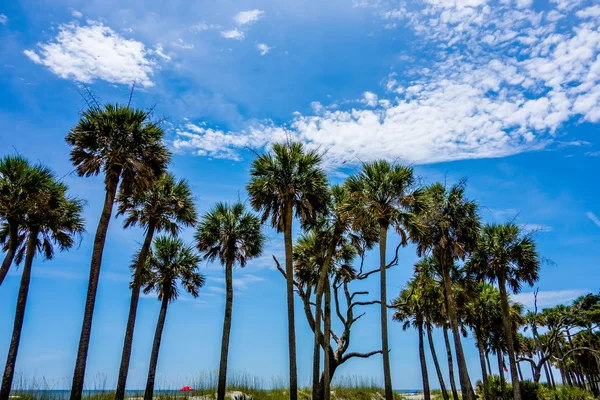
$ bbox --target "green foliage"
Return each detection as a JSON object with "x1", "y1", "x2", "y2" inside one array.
[
  {"x1": 550, "y1": 386, "x2": 595, "y2": 400},
  {"x1": 519, "y1": 380, "x2": 548, "y2": 400},
  {"x1": 476, "y1": 375, "x2": 512, "y2": 400}
]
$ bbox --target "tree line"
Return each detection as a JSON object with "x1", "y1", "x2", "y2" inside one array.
[{"x1": 0, "y1": 102, "x2": 598, "y2": 400}]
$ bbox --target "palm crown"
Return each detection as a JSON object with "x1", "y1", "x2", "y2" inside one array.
[
  {"x1": 469, "y1": 223, "x2": 540, "y2": 294},
  {"x1": 117, "y1": 173, "x2": 197, "y2": 235},
  {"x1": 142, "y1": 236, "x2": 204, "y2": 303},
  {"x1": 246, "y1": 141, "x2": 329, "y2": 231},
  {"x1": 195, "y1": 202, "x2": 265, "y2": 268},
  {"x1": 65, "y1": 104, "x2": 170, "y2": 194},
  {"x1": 416, "y1": 182, "x2": 480, "y2": 263},
  {"x1": 0, "y1": 155, "x2": 56, "y2": 224},
  {"x1": 345, "y1": 160, "x2": 420, "y2": 240}
]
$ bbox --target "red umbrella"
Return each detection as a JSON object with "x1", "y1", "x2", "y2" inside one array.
[{"x1": 179, "y1": 386, "x2": 194, "y2": 392}]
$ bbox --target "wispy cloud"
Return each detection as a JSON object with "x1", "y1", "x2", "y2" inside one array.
[
  {"x1": 519, "y1": 223, "x2": 553, "y2": 233},
  {"x1": 220, "y1": 29, "x2": 245, "y2": 40},
  {"x1": 174, "y1": 0, "x2": 600, "y2": 168},
  {"x1": 24, "y1": 21, "x2": 157, "y2": 87},
  {"x1": 233, "y1": 10, "x2": 264, "y2": 25},
  {"x1": 512, "y1": 289, "x2": 590, "y2": 308},
  {"x1": 209, "y1": 273, "x2": 265, "y2": 291},
  {"x1": 0, "y1": 14, "x2": 7, "y2": 25},
  {"x1": 586, "y1": 212, "x2": 600, "y2": 228},
  {"x1": 257, "y1": 43, "x2": 271, "y2": 56},
  {"x1": 71, "y1": 9, "x2": 82, "y2": 18}
]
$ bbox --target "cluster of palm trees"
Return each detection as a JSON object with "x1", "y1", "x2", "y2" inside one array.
[{"x1": 0, "y1": 101, "x2": 597, "y2": 400}]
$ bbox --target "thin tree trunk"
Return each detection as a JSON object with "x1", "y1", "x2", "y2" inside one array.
[
  {"x1": 312, "y1": 227, "x2": 340, "y2": 400},
  {"x1": 476, "y1": 332, "x2": 489, "y2": 400},
  {"x1": 217, "y1": 258, "x2": 235, "y2": 400},
  {"x1": 284, "y1": 202, "x2": 298, "y2": 400},
  {"x1": 71, "y1": 171, "x2": 120, "y2": 400},
  {"x1": 379, "y1": 224, "x2": 393, "y2": 400},
  {"x1": 441, "y1": 260, "x2": 473, "y2": 400},
  {"x1": 486, "y1": 352, "x2": 493, "y2": 379},
  {"x1": 115, "y1": 224, "x2": 156, "y2": 400},
  {"x1": 443, "y1": 325, "x2": 460, "y2": 400},
  {"x1": 543, "y1": 356, "x2": 552, "y2": 386},
  {"x1": 498, "y1": 275, "x2": 520, "y2": 400},
  {"x1": 547, "y1": 361, "x2": 556, "y2": 389},
  {"x1": 0, "y1": 219, "x2": 18, "y2": 287},
  {"x1": 497, "y1": 350, "x2": 506, "y2": 398},
  {"x1": 427, "y1": 325, "x2": 449, "y2": 400},
  {"x1": 419, "y1": 322, "x2": 431, "y2": 400},
  {"x1": 144, "y1": 295, "x2": 169, "y2": 400},
  {"x1": 0, "y1": 229, "x2": 37, "y2": 400},
  {"x1": 517, "y1": 362, "x2": 524, "y2": 382},
  {"x1": 323, "y1": 278, "x2": 331, "y2": 400}
]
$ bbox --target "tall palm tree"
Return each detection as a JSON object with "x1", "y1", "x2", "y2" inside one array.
[
  {"x1": 114, "y1": 173, "x2": 196, "y2": 400},
  {"x1": 345, "y1": 160, "x2": 419, "y2": 400},
  {"x1": 142, "y1": 236, "x2": 204, "y2": 400},
  {"x1": 246, "y1": 141, "x2": 329, "y2": 400},
  {"x1": 469, "y1": 223, "x2": 540, "y2": 400},
  {"x1": 0, "y1": 178, "x2": 85, "y2": 400},
  {"x1": 414, "y1": 182, "x2": 480, "y2": 400},
  {"x1": 0, "y1": 155, "x2": 56, "y2": 286},
  {"x1": 66, "y1": 103, "x2": 170, "y2": 400},
  {"x1": 195, "y1": 202, "x2": 265, "y2": 400},
  {"x1": 393, "y1": 278, "x2": 431, "y2": 400}
]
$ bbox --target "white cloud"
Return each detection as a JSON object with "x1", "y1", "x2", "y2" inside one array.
[
  {"x1": 221, "y1": 29, "x2": 245, "y2": 40},
  {"x1": 174, "y1": 0, "x2": 600, "y2": 168},
  {"x1": 233, "y1": 9, "x2": 264, "y2": 25},
  {"x1": 71, "y1": 9, "x2": 82, "y2": 18},
  {"x1": 209, "y1": 274, "x2": 265, "y2": 291},
  {"x1": 191, "y1": 21, "x2": 220, "y2": 32},
  {"x1": 24, "y1": 21, "x2": 157, "y2": 87},
  {"x1": 257, "y1": 43, "x2": 271, "y2": 55},
  {"x1": 150, "y1": 44, "x2": 171, "y2": 61},
  {"x1": 171, "y1": 38, "x2": 194, "y2": 49},
  {"x1": 0, "y1": 14, "x2": 7, "y2": 25},
  {"x1": 576, "y1": 6, "x2": 600, "y2": 18},
  {"x1": 586, "y1": 212, "x2": 600, "y2": 228},
  {"x1": 363, "y1": 91, "x2": 378, "y2": 106},
  {"x1": 512, "y1": 289, "x2": 589, "y2": 308},
  {"x1": 518, "y1": 223, "x2": 552, "y2": 233}
]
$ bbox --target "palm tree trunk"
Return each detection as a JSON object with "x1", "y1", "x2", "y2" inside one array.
[
  {"x1": 441, "y1": 261, "x2": 473, "y2": 400},
  {"x1": 0, "y1": 229, "x2": 37, "y2": 400},
  {"x1": 144, "y1": 295, "x2": 169, "y2": 400},
  {"x1": 443, "y1": 325, "x2": 460, "y2": 400},
  {"x1": 498, "y1": 275, "x2": 520, "y2": 400},
  {"x1": 379, "y1": 224, "x2": 393, "y2": 400},
  {"x1": 323, "y1": 278, "x2": 331, "y2": 400},
  {"x1": 497, "y1": 350, "x2": 506, "y2": 398},
  {"x1": 419, "y1": 322, "x2": 431, "y2": 400},
  {"x1": 0, "y1": 219, "x2": 18, "y2": 287},
  {"x1": 115, "y1": 223, "x2": 156, "y2": 400},
  {"x1": 546, "y1": 361, "x2": 556, "y2": 389},
  {"x1": 486, "y1": 352, "x2": 493, "y2": 380},
  {"x1": 427, "y1": 325, "x2": 449, "y2": 400},
  {"x1": 217, "y1": 258, "x2": 234, "y2": 400},
  {"x1": 312, "y1": 227, "x2": 340, "y2": 400},
  {"x1": 284, "y1": 201, "x2": 298, "y2": 400},
  {"x1": 71, "y1": 171, "x2": 120, "y2": 400},
  {"x1": 476, "y1": 331, "x2": 488, "y2": 399},
  {"x1": 517, "y1": 362, "x2": 524, "y2": 382}
]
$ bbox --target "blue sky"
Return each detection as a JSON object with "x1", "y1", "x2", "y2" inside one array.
[{"x1": 0, "y1": 0, "x2": 599, "y2": 391}]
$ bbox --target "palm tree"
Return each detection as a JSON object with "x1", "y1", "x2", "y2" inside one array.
[
  {"x1": 0, "y1": 178, "x2": 85, "y2": 400},
  {"x1": 66, "y1": 103, "x2": 170, "y2": 400},
  {"x1": 246, "y1": 141, "x2": 329, "y2": 400},
  {"x1": 345, "y1": 160, "x2": 419, "y2": 400},
  {"x1": 195, "y1": 202, "x2": 264, "y2": 400},
  {"x1": 0, "y1": 155, "x2": 56, "y2": 286},
  {"x1": 414, "y1": 181, "x2": 480, "y2": 400},
  {"x1": 142, "y1": 236, "x2": 204, "y2": 400},
  {"x1": 114, "y1": 173, "x2": 196, "y2": 400},
  {"x1": 469, "y1": 223, "x2": 540, "y2": 400},
  {"x1": 393, "y1": 278, "x2": 431, "y2": 400}
]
